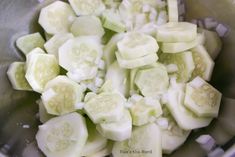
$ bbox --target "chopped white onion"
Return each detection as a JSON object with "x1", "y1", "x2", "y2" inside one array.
[
  {"x1": 190, "y1": 76, "x2": 205, "y2": 88},
  {"x1": 87, "y1": 83, "x2": 98, "y2": 92},
  {"x1": 208, "y1": 147, "x2": 224, "y2": 157},
  {"x1": 216, "y1": 23, "x2": 229, "y2": 37},
  {"x1": 41, "y1": 88, "x2": 57, "y2": 102},
  {"x1": 134, "y1": 14, "x2": 147, "y2": 29},
  {"x1": 196, "y1": 134, "x2": 216, "y2": 152},
  {"x1": 130, "y1": 94, "x2": 143, "y2": 103},
  {"x1": 204, "y1": 17, "x2": 218, "y2": 29},
  {"x1": 166, "y1": 64, "x2": 178, "y2": 73},
  {"x1": 124, "y1": 101, "x2": 133, "y2": 108},
  {"x1": 95, "y1": 77, "x2": 104, "y2": 87},
  {"x1": 156, "y1": 11, "x2": 167, "y2": 25},
  {"x1": 144, "y1": 97, "x2": 158, "y2": 106},
  {"x1": 156, "y1": 117, "x2": 169, "y2": 129},
  {"x1": 142, "y1": 4, "x2": 151, "y2": 13},
  {"x1": 161, "y1": 93, "x2": 168, "y2": 104},
  {"x1": 75, "y1": 102, "x2": 85, "y2": 109},
  {"x1": 98, "y1": 60, "x2": 105, "y2": 70}
]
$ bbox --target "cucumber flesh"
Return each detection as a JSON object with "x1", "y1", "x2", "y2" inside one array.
[
  {"x1": 112, "y1": 123, "x2": 162, "y2": 157},
  {"x1": 16, "y1": 33, "x2": 45, "y2": 55},
  {"x1": 36, "y1": 112, "x2": 88, "y2": 157},
  {"x1": 184, "y1": 76, "x2": 222, "y2": 117},
  {"x1": 96, "y1": 109, "x2": 132, "y2": 141},
  {"x1": 7, "y1": 62, "x2": 32, "y2": 91},
  {"x1": 87, "y1": 141, "x2": 113, "y2": 157},
  {"x1": 167, "y1": 0, "x2": 178, "y2": 22},
  {"x1": 70, "y1": 16, "x2": 105, "y2": 37}
]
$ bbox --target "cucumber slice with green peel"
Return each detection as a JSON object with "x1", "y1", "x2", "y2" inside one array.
[
  {"x1": 161, "y1": 34, "x2": 204, "y2": 53},
  {"x1": 7, "y1": 62, "x2": 32, "y2": 91},
  {"x1": 84, "y1": 92, "x2": 125, "y2": 123},
  {"x1": 112, "y1": 123, "x2": 162, "y2": 157},
  {"x1": 158, "y1": 107, "x2": 191, "y2": 154},
  {"x1": 165, "y1": 81, "x2": 213, "y2": 130},
  {"x1": 44, "y1": 33, "x2": 74, "y2": 59},
  {"x1": 87, "y1": 141, "x2": 113, "y2": 157},
  {"x1": 38, "y1": 1, "x2": 76, "y2": 34},
  {"x1": 103, "y1": 33, "x2": 125, "y2": 67},
  {"x1": 167, "y1": 0, "x2": 178, "y2": 22},
  {"x1": 70, "y1": 16, "x2": 105, "y2": 37},
  {"x1": 36, "y1": 112, "x2": 88, "y2": 157},
  {"x1": 130, "y1": 97, "x2": 162, "y2": 126},
  {"x1": 37, "y1": 99, "x2": 54, "y2": 123},
  {"x1": 59, "y1": 36, "x2": 103, "y2": 82},
  {"x1": 191, "y1": 45, "x2": 215, "y2": 81},
  {"x1": 25, "y1": 53, "x2": 60, "y2": 93},
  {"x1": 117, "y1": 32, "x2": 159, "y2": 59},
  {"x1": 81, "y1": 118, "x2": 108, "y2": 156},
  {"x1": 105, "y1": 61, "x2": 130, "y2": 97},
  {"x1": 41, "y1": 76, "x2": 84, "y2": 115},
  {"x1": 198, "y1": 28, "x2": 222, "y2": 60},
  {"x1": 16, "y1": 33, "x2": 45, "y2": 55},
  {"x1": 116, "y1": 51, "x2": 158, "y2": 69},
  {"x1": 159, "y1": 51, "x2": 195, "y2": 82},
  {"x1": 102, "y1": 10, "x2": 126, "y2": 33},
  {"x1": 96, "y1": 109, "x2": 132, "y2": 141},
  {"x1": 134, "y1": 62, "x2": 169, "y2": 97},
  {"x1": 68, "y1": 0, "x2": 105, "y2": 16},
  {"x1": 156, "y1": 22, "x2": 197, "y2": 42},
  {"x1": 184, "y1": 76, "x2": 222, "y2": 117}
]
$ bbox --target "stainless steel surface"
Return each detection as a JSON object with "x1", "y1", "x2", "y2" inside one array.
[{"x1": 0, "y1": 0, "x2": 234, "y2": 157}]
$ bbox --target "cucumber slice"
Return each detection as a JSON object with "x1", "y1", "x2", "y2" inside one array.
[
  {"x1": 161, "y1": 34, "x2": 203, "y2": 53},
  {"x1": 184, "y1": 76, "x2": 222, "y2": 117},
  {"x1": 38, "y1": 1, "x2": 76, "y2": 34},
  {"x1": 105, "y1": 61, "x2": 129, "y2": 97},
  {"x1": 159, "y1": 51, "x2": 195, "y2": 82},
  {"x1": 70, "y1": 16, "x2": 105, "y2": 37},
  {"x1": 87, "y1": 141, "x2": 113, "y2": 157},
  {"x1": 166, "y1": 80, "x2": 213, "y2": 130},
  {"x1": 68, "y1": 0, "x2": 105, "y2": 16},
  {"x1": 112, "y1": 123, "x2": 162, "y2": 157},
  {"x1": 198, "y1": 28, "x2": 222, "y2": 60},
  {"x1": 134, "y1": 63, "x2": 169, "y2": 97},
  {"x1": 59, "y1": 36, "x2": 102, "y2": 82},
  {"x1": 117, "y1": 32, "x2": 159, "y2": 59},
  {"x1": 102, "y1": 10, "x2": 126, "y2": 33},
  {"x1": 158, "y1": 107, "x2": 191, "y2": 154},
  {"x1": 16, "y1": 33, "x2": 45, "y2": 55},
  {"x1": 130, "y1": 97, "x2": 162, "y2": 126},
  {"x1": 37, "y1": 99, "x2": 54, "y2": 123},
  {"x1": 25, "y1": 52, "x2": 60, "y2": 93},
  {"x1": 7, "y1": 62, "x2": 32, "y2": 91},
  {"x1": 44, "y1": 33, "x2": 74, "y2": 59},
  {"x1": 96, "y1": 109, "x2": 132, "y2": 141},
  {"x1": 36, "y1": 112, "x2": 88, "y2": 157},
  {"x1": 116, "y1": 51, "x2": 158, "y2": 69},
  {"x1": 41, "y1": 76, "x2": 84, "y2": 115},
  {"x1": 103, "y1": 33, "x2": 125, "y2": 67},
  {"x1": 156, "y1": 22, "x2": 197, "y2": 42},
  {"x1": 81, "y1": 119, "x2": 107, "y2": 156},
  {"x1": 191, "y1": 45, "x2": 215, "y2": 81},
  {"x1": 167, "y1": 0, "x2": 178, "y2": 22},
  {"x1": 84, "y1": 92, "x2": 125, "y2": 123}
]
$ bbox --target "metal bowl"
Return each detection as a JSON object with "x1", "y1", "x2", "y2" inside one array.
[{"x1": 0, "y1": 0, "x2": 234, "y2": 157}]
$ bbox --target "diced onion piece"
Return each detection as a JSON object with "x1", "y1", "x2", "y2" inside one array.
[
  {"x1": 204, "y1": 17, "x2": 218, "y2": 29},
  {"x1": 208, "y1": 147, "x2": 224, "y2": 157},
  {"x1": 216, "y1": 23, "x2": 229, "y2": 37},
  {"x1": 196, "y1": 134, "x2": 216, "y2": 152}
]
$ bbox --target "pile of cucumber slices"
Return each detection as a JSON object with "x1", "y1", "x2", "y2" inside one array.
[{"x1": 7, "y1": 0, "x2": 223, "y2": 156}]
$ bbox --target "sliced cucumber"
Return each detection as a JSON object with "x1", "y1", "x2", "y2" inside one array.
[
  {"x1": 38, "y1": 1, "x2": 76, "y2": 34},
  {"x1": 116, "y1": 51, "x2": 158, "y2": 69},
  {"x1": 37, "y1": 99, "x2": 54, "y2": 123},
  {"x1": 184, "y1": 76, "x2": 222, "y2": 117},
  {"x1": 158, "y1": 107, "x2": 191, "y2": 154},
  {"x1": 102, "y1": 10, "x2": 126, "y2": 33},
  {"x1": 84, "y1": 92, "x2": 97, "y2": 102},
  {"x1": 117, "y1": 32, "x2": 159, "y2": 59},
  {"x1": 112, "y1": 123, "x2": 162, "y2": 157},
  {"x1": 81, "y1": 118, "x2": 108, "y2": 156},
  {"x1": 41, "y1": 76, "x2": 84, "y2": 115},
  {"x1": 103, "y1": 33, "x2": 125, "y2": 67},
  {"x1": 84, "y1": 92, "x2": 125, "y2": 123},
  {"x1": 44, "y1": 33, "x2": 74, "y2": 59},
  {"x1": 167, "y1": 0, "x2": 178, "y2": 22},
  {"x1": 161, "y1": 34, "x2": 203, "y2": 53},
  {"x1": 59, "y1": 36, "x2": 103, "y2": 82},
  {"x1": 25, "y1": 52, "x2": 60, "y2": 93},
  {"x1": 36, "y1": 112, "x2": 88, "y2": 157},
  {"x1": 198, "y1": 28, "x2": 222, "y2": 60},
  {"x1": 68, "y1": 0, "x2": 105, "y2": 16},
  {"x1": 105, "y1": 61, "x2": 129, "y2": 97},
  {"x1": 156, "y1": 22, "x2": 197, "y2": 42},
  {"x1": 130, "y1": 97, "x2": 162, "y2": 126},
  {"x1": 96, "y1": 109, "x2": 132, "y2": 141},
  {"x1": 159, "y1": 51, "x2": 195, "y2": 82},
  {"x1": 191, "y1": 45, "x2": 215, "y2": 81},
  {"x1": 16, "y1": 33, "x2": 45, "y2": 55},
  {"x1": 7, "y1": 62, "x2": 32, "y2": 91},
  {"x1": 87, "y1": 141, "x2": 113, "y2": 157},
  {"x1": 134, "y1": 62, "x2": 169, "y2": 97},
  {"x1": 70, "y1": 16, "x2": 105, "y2": 37},
  {"x1": 166, "y1": 81, "x2": 213, "y2": 130}
]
